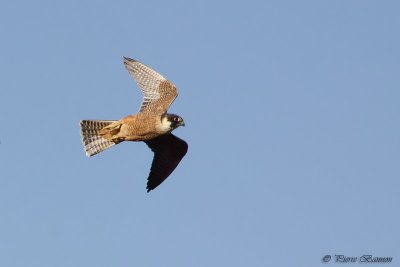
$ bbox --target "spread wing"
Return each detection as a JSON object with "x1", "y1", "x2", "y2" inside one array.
[
  {"x1": 144, "y1": 134, "x2": 188, "y2": 192},
  {"x1": 123, "y1": 57, "x2": 178, "y2": 114}
]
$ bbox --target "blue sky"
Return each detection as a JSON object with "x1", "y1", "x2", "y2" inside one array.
[{"x1": 1, "y1": 0, "x2": 399, "y2": 266}]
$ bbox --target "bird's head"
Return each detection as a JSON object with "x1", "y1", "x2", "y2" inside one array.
[{"x1": 161, "y1": 113, "x2": 185, "y2": 132}]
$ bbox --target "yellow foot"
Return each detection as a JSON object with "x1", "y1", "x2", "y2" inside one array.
[{"x1": 100, "y1": 122, "x2": 122, "y2": 138}]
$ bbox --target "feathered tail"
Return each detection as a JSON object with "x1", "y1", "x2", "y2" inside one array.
[{"x1": 80, "y1": 120, "x2": 118, "y2": 157}]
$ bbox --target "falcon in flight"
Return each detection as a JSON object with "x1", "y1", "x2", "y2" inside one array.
[{"x1": 80, "y1": 57, "x2": 188, "y2": 192}]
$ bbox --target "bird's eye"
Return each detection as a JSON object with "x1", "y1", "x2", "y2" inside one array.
[{"x1": 174, "y1": 117, "x2": 180, "y2": 122}]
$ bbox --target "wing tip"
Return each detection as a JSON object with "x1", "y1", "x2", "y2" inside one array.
[
  {"x1": 123, "y1": 56, "x2": 137, "y2": 63},
  {"x1": 146, "y1": 184, "x2": 154, "y2": 193}
]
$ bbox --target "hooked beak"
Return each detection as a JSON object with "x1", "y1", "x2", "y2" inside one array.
[{"x1": 180, "y1": 120, "x2": 185, "y2": 127}]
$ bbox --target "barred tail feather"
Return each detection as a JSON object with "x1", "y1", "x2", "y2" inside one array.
[{"x1": 80, "y1": 120, "x2": 117, "y2": 157}]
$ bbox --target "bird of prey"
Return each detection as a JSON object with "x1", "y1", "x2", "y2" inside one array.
[{"x1": 80, "y1": 57, "x2": 188, "y2": 192}]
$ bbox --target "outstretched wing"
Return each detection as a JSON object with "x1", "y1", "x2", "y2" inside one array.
[
  {"x1": 123, "y1": 57, "x2": 178, "y2": 114},
  {"x1": 144, "y1": 134, "x2": 188, "y2": 192}
]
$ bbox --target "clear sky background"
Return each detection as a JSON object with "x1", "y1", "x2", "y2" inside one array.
[{"x1": 0, "y1": 0, "x2": 399, "y2": 266}]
